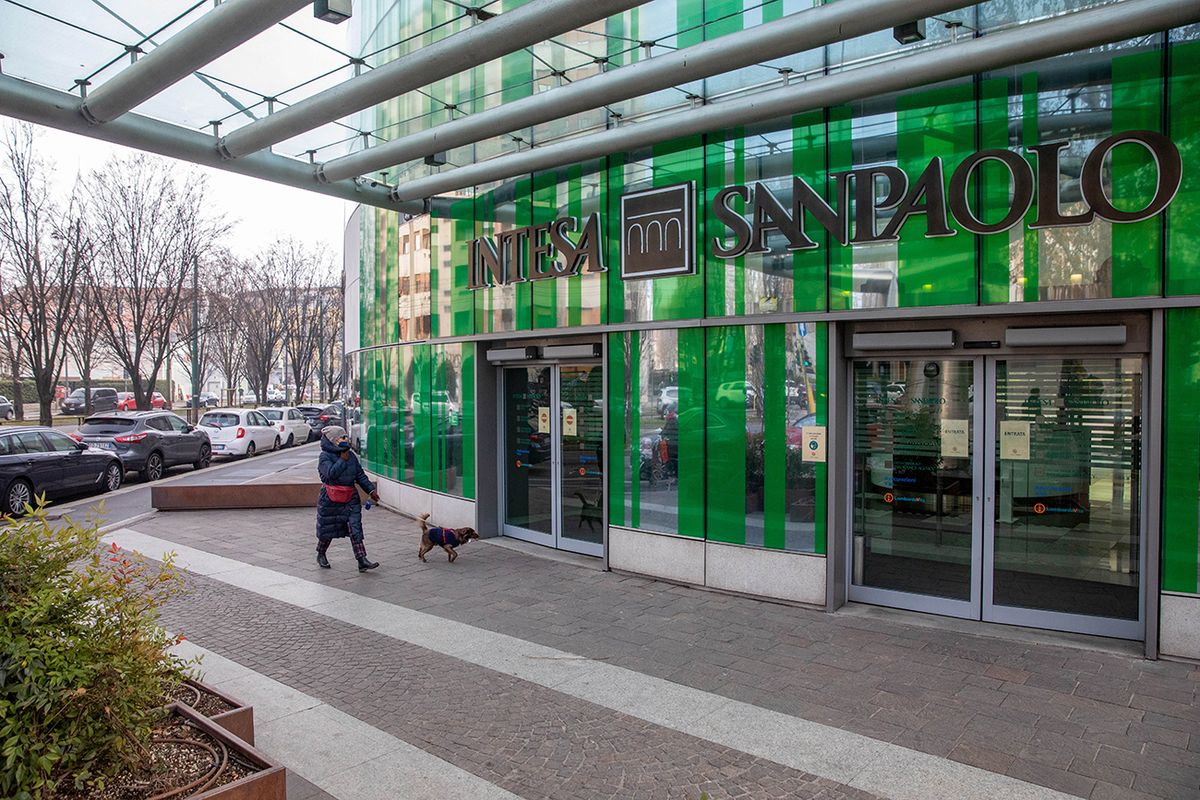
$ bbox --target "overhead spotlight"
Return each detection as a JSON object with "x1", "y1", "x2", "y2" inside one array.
[
  {"x1": 892, "y1": 20, "x2": 926, "y2": 45},
  {"x1": 314, "y1": 0, "x2": 351, "y2": 24}
]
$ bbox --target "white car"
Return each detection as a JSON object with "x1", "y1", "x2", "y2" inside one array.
[
  {"x1": 198, "y1": 408, "x2": 280, "y2": 457},
  {"x1": 257, "y1": 406, "x2": 310, "y2": 447}
]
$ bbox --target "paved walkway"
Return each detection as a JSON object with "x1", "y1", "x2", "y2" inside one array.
[{"x1": 109, "y1": 507, "x2": 1200, "y2": 800}]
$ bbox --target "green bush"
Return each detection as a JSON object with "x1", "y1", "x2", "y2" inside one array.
[{"x1": 0, "y1": 502, "x2": 191, "y2": 798}]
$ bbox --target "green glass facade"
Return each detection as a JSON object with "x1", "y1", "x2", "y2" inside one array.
[{"x1": 345, "y1": 3, "x2": 1200, "y2": 643}]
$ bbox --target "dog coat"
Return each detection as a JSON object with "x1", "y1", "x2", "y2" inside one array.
[{"x1": 428, "y1": 527, "x2": 461, "y2": 547}]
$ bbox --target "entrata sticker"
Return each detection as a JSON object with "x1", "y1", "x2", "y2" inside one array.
[
  {"x1": 884, "y1": 492, "x2": 895, "y2": 503},
  {"x1": 1034, "y1": 502, "x2": 1047, "y2": 514}
]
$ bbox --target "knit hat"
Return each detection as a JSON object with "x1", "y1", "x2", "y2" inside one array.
[{"x1": 322, "y1": 425, "x2": 348, "y2": 443}]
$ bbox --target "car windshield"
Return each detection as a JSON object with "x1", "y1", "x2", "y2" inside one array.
[
  {"x1": 297, "y1": 406, "x2": 321, "y2": 415},
  {"x1": 261, "y1": 410, "x2": 283, "y2": 421},
  {"x1": 79, "y1": 418, "x2": 136, "y2": 433},
  {"x1": 67, "y1": 388, "x2": 85, "y2": 398},
  {"x1": 199, "y1": 413, "x2": 240, "y2": 428}
]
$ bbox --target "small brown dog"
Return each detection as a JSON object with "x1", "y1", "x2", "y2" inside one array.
[{"x1": 417, "y1": 512, "x2": 479, "y2": 563}]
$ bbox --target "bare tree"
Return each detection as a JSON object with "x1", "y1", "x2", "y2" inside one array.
[
  {"x1": 0, "y1": 124, "x2": 89, "y2": 425},
  {"x1": 64, "y1": 287, "x2": 109, "y2": 417},
  {"x1": 278, "y1": 240, "x2": 326, "y2": 405},
  {"x1": 0, "y1": 293, "x2": 25, "y2": 421},
  {"x1": 207, "y1": 256, "x2": 246, "y2": 405},
  {"x1": 240, "y1": 247, "x2": 287, "y2": 405},
  {"x1": 86, "y1": 156, "x2": 224, "y2": 410},
  {"x1": 169, "y1": 253, "x2": 224, "y2": 407},
  {"x1": 315, "y1": 281, "x2": 344, "y2": 402}
]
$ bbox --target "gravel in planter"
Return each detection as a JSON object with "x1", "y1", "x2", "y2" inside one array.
[
  {"x1": 52, "y1": 713, "x2": 257, "y2": 799},
  {"x1": 171, "y1": 682, "x2": 237, "y2": 718}
]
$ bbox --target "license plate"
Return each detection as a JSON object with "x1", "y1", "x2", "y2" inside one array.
[
  {"x1": 212, "y1": 444, "x2": 225, "y2": 451},
  {"x1": 99, "y1": 442, "x2": 115, "y2": 450}
]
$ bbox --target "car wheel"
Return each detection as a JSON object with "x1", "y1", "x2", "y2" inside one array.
[
  {"x1": 286, "y1": 433, "x2": 295, "y2": 448},
  {"x1": 102, "y1": 462, "x2": 123, "y2": 492},
  {"x1": 141, "y1": 451, "x2": 164, "y2": 482},
  {"x1": 272, "y1": 436, "x2": 281, "y2": 452},
  {"x1": 193, "y1": 444, "x2": 211, "y2": 470},
  {"x1": 3, "y1": 409, "x2": 11, "y2": 420},
  {"x1": 4, "y1": 478, "x2": 32, "y2": 516},
  {"x1": 245, "y1": 441, "x2": 256, "y2": 458}
]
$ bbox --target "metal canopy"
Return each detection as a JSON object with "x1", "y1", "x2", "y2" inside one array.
[{"x1": 0, "y1": 0, "x2": 1195, "y2": 210}]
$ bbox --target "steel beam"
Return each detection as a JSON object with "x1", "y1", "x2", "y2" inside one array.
[
  {"x1": 391, "y1": 0, "x2": 1198, "y2": 202},
  {"x1": 318, "y1": 0, "x2": 978, "y2": 183},
  {"x1": 216, "y1": 0, "x2": 645, "y2": 159},
  {"x1": 0, "y1": 75, "x2": 413, "y2": 213},
  {"x1": 80, "y1": 0, "x2": 311, "y2": 124}
]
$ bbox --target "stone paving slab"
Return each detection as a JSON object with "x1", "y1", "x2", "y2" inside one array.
[
  {"x1": 138, "y1": 507, "x2": 1200, "y2": 800},
  {"x1": 162, "y1": 571, "x2": 883, "y2": 800}
]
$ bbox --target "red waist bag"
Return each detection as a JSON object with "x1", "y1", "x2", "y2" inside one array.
[{"x1": 324, "y1": 484, "x2": 355, "y2": 503}]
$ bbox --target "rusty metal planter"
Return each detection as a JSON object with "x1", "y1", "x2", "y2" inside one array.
[
  {"x1": 168, "y1": 702, "x2": 285, "y2": 800},
  {"x1": 181, "y1": 678, "x2": 256, "y2": 745}
]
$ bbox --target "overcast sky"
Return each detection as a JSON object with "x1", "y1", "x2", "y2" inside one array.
[{"x1": 18, "y1": 122, "x2": 352, "y2": 259}]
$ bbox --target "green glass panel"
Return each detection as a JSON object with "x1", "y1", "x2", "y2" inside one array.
[
  {"x1": 827, "y1": 106, "x2": 854, "y2": 310},
  {"x1": 763, "y1": 324, "x2": 787, "y2": 549},
  {"x1": 1110, "y1": 49, "x2": 1164, "y2": 299},
  {"x1": 462, "y1": 343, "x2": 475, "y2": 500},
  {"x1": 412, "y1": 343, "x2": 433, "y2": 489},
  {"x1": 677, "y1": 327, "x2": 705, "y2": 538},
  {"x1": 706, "y1": 326, "x2": 747, "y2": 544},
  {"x1": 814, "y1": 321, "x2": 828, "y2": 555},
  {"x1": 607, "y1": 332, "x2": 627, "y2": 528},
  {"x1": 429, "y1": 343, "x2": 470, "y2": 496},
  {"x1": 1167, "y1": 37, "x2": 1200, "y2": 295},
  {"x1": 895, "y1": 82, "x2": 977, "y2": 307},
  {"x1": 1162, "y1": 308, "x2": 1200, "y2": 593}
]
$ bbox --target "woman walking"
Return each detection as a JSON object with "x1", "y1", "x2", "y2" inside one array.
[{"x1": 316, "y1": 425, "x2": 381, "y2": 572}]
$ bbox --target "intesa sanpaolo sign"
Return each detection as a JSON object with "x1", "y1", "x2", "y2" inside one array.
[{"x1": 465, "y1": 131, "x2": 1182, "y2": 289}]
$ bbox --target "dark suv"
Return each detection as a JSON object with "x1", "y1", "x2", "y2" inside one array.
[
  {"x1": 74, "y1": 411, "x2": 211, "y2": 481},
  {"x1": 298, "y1": 403, "x2": 343, "y2": 439},
  {"x1": 60, "y1": 387, "x2": 118, "y2": 415}
]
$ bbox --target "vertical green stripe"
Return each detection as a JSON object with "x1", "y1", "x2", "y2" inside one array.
[
  {"x1": 814, "y1": 322, "x2": 828, "y2": 555},
  {"x1": 1111, "y1": 48, "x2": 1164, "y2": 299},
  {"x1": 567, "y1": 166, "x2": 583, "y2": 328},
  {"x1": 792, "y1": 111, "x2": 827, "y2": 312},
  {"x1": 733, "y1": 136, "x2": 746, "y2": 316},
  {"x1": 1167, "y1": 39, "x2": 1200, "y2": 295},
  {"x1": 1021, "y1": 72, "x2": 1040, "y2": 302},
  {"x1": 704, "y1": 134, "x2": 728, "y2": 317},
  {"x1": 1163, "y1": 308, "x2": 1200, "y2": 593},
  {"x1": 827, "y1": 107, "x2": 854, "y2": 310},
  {"x1": 763, "y1": 325, "x2": 786, "y2": 549},
  {"x1": 607, "y1": 332, "x2": 626, "y2": 527},
  {"x1": 706, "y1": 326, "x2": 746, "y2": 544},
  {"x1": 462, "y1": 343, "x2": 475, "y2": 500},
  {"x1": 606, "y1": 154, "x2": 626, "y2": 324},
  {"x1": 413, "y1": 344, "x2": 433, "y2": 489},
  {"x1": 979, "y1": 77, "x2": 1013, "y2": 305},
  {"x1": 678, "y1": 327, "x2": 705, "y2": 538},
  {"x1": 629, "y1": 330, "x2": 640, "y2": 530}
]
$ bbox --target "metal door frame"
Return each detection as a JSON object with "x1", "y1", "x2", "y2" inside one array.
[
  {"x1": 844, "y1": 349, "x2": 1147, "y2": 640},
  {"x1": 845, "y1": 356, "x2": 985, "y2": 620},
  {"x1": 980, "y1": 355, "x2": 1146, "y2": 640},
  {"x1": 500, "y1": 361, "x2": 604, "y2": 557}
]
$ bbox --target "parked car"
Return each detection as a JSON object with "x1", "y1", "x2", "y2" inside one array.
[
  {"x1": 72, "y1": 411, "x2": 211, "y2": 481},
  {"x1": 60, "y1": 387, "x2": 118, "y2": 415},
  {"x1": 714, "y1": 380, "x2": 760, "y2": 409},
  {"x1": 265, "y1": 387, "x2": 286, "y2": 405},
  {"x1": 241, "y1": 391, "x2": 258, "y2": 405},
  {"x1": 257, "y1": 406, "x2": 310, "y2": 447},
  {"x1": 0, "y1": 395, "x2": 12, "y2": 420},
  {"x1": 655, "y1": 386, "x2": 693, "y2": 417},
  {"x1": 297, "y1": 403, "x2": 343, "y2": 438},
  {"x1": 199, "y1": 409, "x2": 280, "y2": 458},
  {"x1": 115, "y1": 391, "x2": 171, "y2": 411},
  {"x1": 0, "y1": 427, "x2": 123, "y2": 515},
  {"x1": 185, "y1": 392, "x2": 221, "y2": 408}
]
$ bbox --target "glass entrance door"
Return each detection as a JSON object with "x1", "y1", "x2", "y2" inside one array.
[
  {"x1": 503, "y1": 362, "x2": 604, "y2": 557},
  {"x1": 849, "y1": 354, "x2": 1144, "y2": 639},
  {"x1": 984, "y1": 358, "x2": 1143, "y2": 639},
  {"x1": 850, "y1": 359, "x2": 982, "y2": 617}
]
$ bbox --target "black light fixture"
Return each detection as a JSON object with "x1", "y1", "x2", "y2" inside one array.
[
  {"x1": 314, "y1": 0, "x2": 351, "y2": 24},
  {"x1": 892, "y1": 19, "x2": 926, "y2": 45}
]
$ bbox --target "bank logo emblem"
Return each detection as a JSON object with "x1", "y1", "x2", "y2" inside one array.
[{"x1": 620, "y1": 182, "x2": 694, "y2": 280}]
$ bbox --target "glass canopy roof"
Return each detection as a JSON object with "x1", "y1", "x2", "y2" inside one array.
[{"x1": 0, "y1": 0, "x2": 1146, "y2": 196}]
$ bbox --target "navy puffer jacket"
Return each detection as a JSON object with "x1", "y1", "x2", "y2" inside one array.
[{"x1": 316, "y1": 437, "x2": 376, "y2": 541}]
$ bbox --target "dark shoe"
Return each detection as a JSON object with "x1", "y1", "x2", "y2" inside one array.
[
  {"x1": 357, "y1": 557, "x2": 379, "y2": 572},
  {"x1": 317, "y1": 551, "x2": 330, "y2": 569}
]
